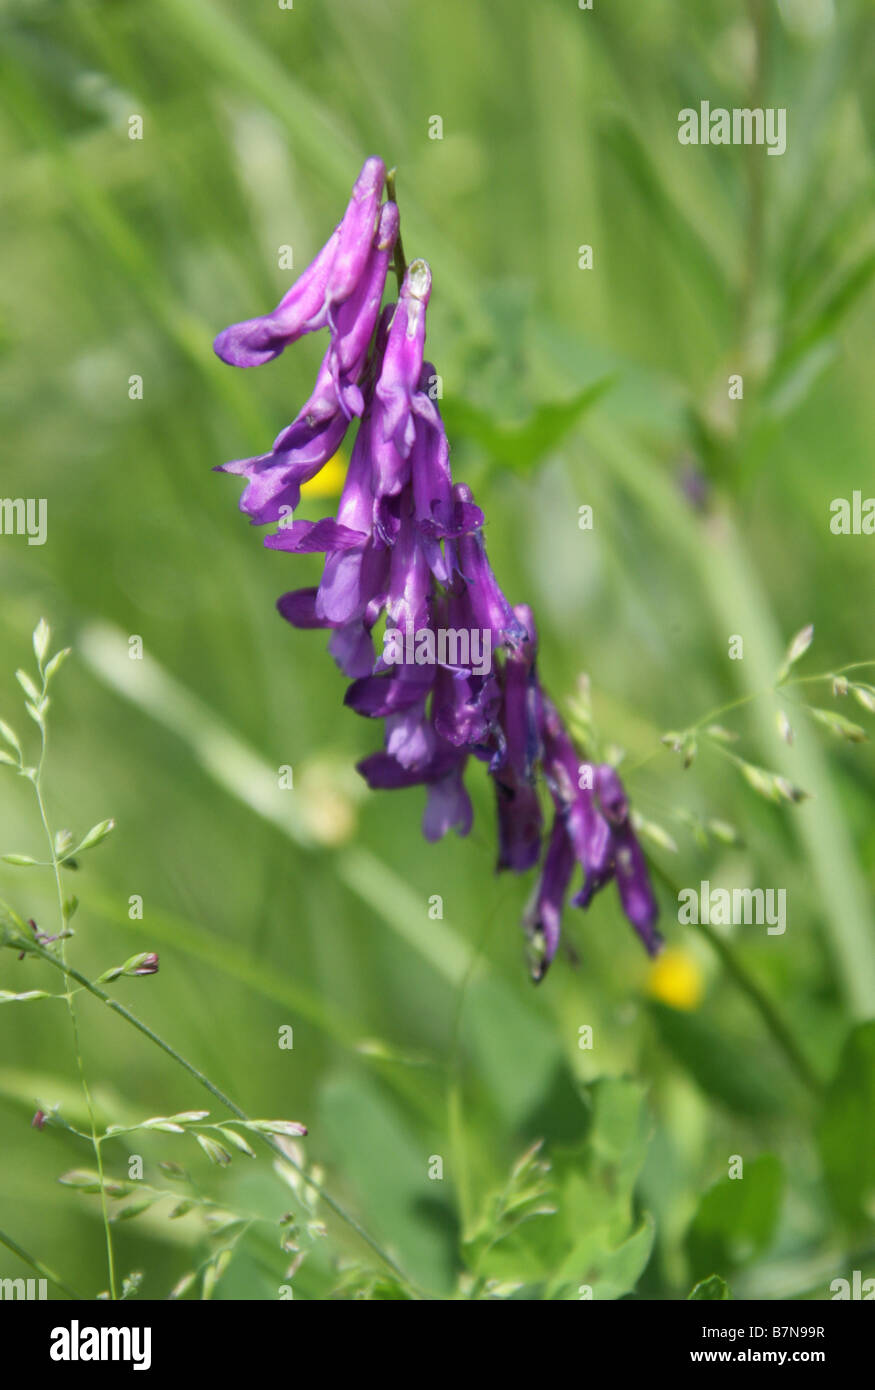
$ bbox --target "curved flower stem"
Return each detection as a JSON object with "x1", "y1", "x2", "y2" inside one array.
[
  {"x1": 698, "y1": 921, "x2": 824, "y2": 1097},
  {"x1": 0, "y1": 1226, "x2": 83, "y2": 1300},
  {"x1": 32, "y1": 697, "x2": 117, "y2": 1301},
  {"x1": 623, "y1": 658, "x2": 875, "y2": 777},
  {"x1": 386, "y1": 168, "x2": 408, "y2": 284},
  {"x1": 649, "y1": 863, "x2": 823, "y2": 1097},
  {"x1": 691, "y1": 661, "x2": 875, "y2": 733},
  {"x1": 23, "y1": 938, "x2": 424, "y2": 1297}
]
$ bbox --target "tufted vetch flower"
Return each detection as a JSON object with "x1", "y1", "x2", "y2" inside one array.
[{"x1": 213, "y1": 157, "x2": 661, "y2": 981}]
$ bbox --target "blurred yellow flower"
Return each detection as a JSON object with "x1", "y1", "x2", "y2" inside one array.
[
  {"x1": 300, "y1": 451, "x2": 348, "y2": 499},
  {"x1": 646, "y1": 947, "x2": 704, "y2": 1011}
]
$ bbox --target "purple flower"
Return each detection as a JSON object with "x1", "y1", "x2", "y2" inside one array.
[
  {"x1": 491, "y1": 606, "x2": 543, "y2": 872},
  {"x1": 524, "y1": 816, "x2": 576, "y2": 981},
  {"x1": 214, "y1": 157, "x2": 386, "y2": 368},
  {"x1": 358, "y1": 743, "x2": 473, "y2": 842},
  {"x1": 214, "y1": 156, "x2": 662, "y2": 980}
]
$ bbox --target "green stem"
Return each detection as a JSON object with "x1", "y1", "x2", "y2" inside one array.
[
  {"x1": 624, "y1": 658, "x2": 875, "y2": 777},
  {"x1": 699, "y1": 921, "x2": 823, "y2": 1096},
  {"x1": 32, "y1": 687, "x2": 117, "y2": 1301},
  {"x1": 0, "y1": 1226, "x2": 83, "y2": 1300},
  {"x1": 691, "y1": 660, "x2": 875, "y2": 734},
  {"x1": 650, "y1": 863, "x2": 823, "y2": 1097},
  {"x1": 386, "y1": 168, "x2": 408, "y2": 284}
]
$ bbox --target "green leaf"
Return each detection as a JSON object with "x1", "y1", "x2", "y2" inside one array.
[
  {"x1": 201, "y1": 1249, "x2": 231, "y2": 1301},
  {"x1": 599, "y1": 113, "x2": 731, "y2": 316},
  {"x1": 113, "y1": 1198, "x2": 156, "y2": 1221},
  {"x1": 440, "y1": 376, "x2": 614, "y2": 475},
  {"x1": 317, "y1": 1072, "x2": 458, "y2": 1294},
  {"x1": 0, "y1": 720, "x2": 21, "y2": 756},
  {"x1": 685, "y1": 1155, "x2": 784, "y2": 1282},
  {"x1": 25, "y1": 701, "x2": 45, "y2": 728},
  {"x1": 54, "y1": 829, "x2": 74, "y2": 857},
  {"x1": 689, "y1": 1274, "x2": 732, "y2": 1300},
  {"x1": 466, "y1": 1079, "x2": 655, "y2": 1301},
  {"x1": 808, "y1": 708, "x2": 868, "y2": 743},
  {"x1": 649, "y1": 1003, "x2": 785, "y2": 1117},
  {"x1": 15, "y1": 670, "x2": 41, "y2": 703},
  {"x1": 817, "y1": 1021, "x2": 875, "y2": 1228},
  {"x1": 33, "y1": 619, "x2": 50, "y2": 667},
  {"x1": 704, "y1": 725, "x2": 739, "y2": 744},
  {"x1": 44, "y1": 648, "x2": 71, "y2": 681},
  {"x1": 706, "y1": 819, "x2": 744, "y2": 847},
  {"x1": 735, "y1": 758, "x2": 809, "y2": 805},
  {"x1": 58, "y1": 1170, "x2": 105, "y2": 1192},
  {"x1": 169, "y1": 1201, "x2": 196, "y2": 1219},
  {"x1": 777, "y1": 623, "x2": 814, "y2": 682},
  {"x1": 773, "y1": 250, "x2": 875, "y2": 383},
  {"x1": 169, "y1": 1271, "x2": 197, "y2": 1299},
  {"x1": 195, "y1": 1133, "x2": 232, "y2": 1166},
  {"x1": 852, "y1": 684, "x2": 875, "y2": 714},
  {"x1": 245, "y1": 1119, "x2": 307, "y2": 1137},
  {"x1": 630, "y1": 813, "x2": 678, "y2": 855},
  {"x1": 219, "y1": 1126, "x2": 256, "y2": 1157},
  {"x1": 71, "y1": 819, "x2": 115, "y2": 855}
]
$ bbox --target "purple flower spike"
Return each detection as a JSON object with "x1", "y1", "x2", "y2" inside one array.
[{"x1": 214, "y1": 156, "x2": 661, "y2": 982}]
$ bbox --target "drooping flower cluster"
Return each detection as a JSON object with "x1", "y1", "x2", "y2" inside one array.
[{"x1": 214, "y1": 157, "x2": 661, "y2": 980}]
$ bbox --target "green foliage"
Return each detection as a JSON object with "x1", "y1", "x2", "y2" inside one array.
[
  {"x1": 462, "y1": 1079, "x2": 654, "y2": 1300},
  {"x1": 0, "y1": 0, "x2": 873, "y2": 1303},
  {"x1": 649, "y1": 1004, "x2": 785, "y2": 1118},
  {"x1": 817, "y1": 1022, "x2": 875, "y2": 1229},
  {"x1": 689, "y1": 1274, "x2": 732, "y2": 1300},
  {"x1": 686, "y1": 1156, "x2": 784, "y2": 1285},
  {"x1": 440, "y1": 376, "x2": 614, "y2": 476}
]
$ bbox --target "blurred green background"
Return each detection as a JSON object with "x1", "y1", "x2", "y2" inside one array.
[{"x1": 0, "y1": 0, "x2": 874, "y2": 1300}]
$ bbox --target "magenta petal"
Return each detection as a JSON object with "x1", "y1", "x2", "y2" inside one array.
[
  {"x1": 613, "y1": 825, "x2": 663, "y2": 956},
  {"x1": 325, "y1": 156, "x2": 386, "y2": 312},
  {"x1": 345, "y1": 667, "x2": 434, "y2": 718},
  {"x1": 265, "y1": 519, "x2": 367, "y2": 553},
  {"x1": 316, "y1": 549, "x2": 365, "y2": 625},
  {"x1": 213, "y1": 227, "x2": 340, "y2": 367},
  {"x1": 423, "y1": 769, "x2": 473, "y2": 842},
  {"x1": 524, "y1": 817, "x2": 575, "y2": 981},
  {"x1": 276, "y1": 588, "x2": 325, "y2": 629},
  {"x1": 328, "y1": 622, "x2": 375, "y2": 678}
]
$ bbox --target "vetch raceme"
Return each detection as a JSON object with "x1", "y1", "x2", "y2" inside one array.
[{"x1": 214, "y1": 157, "x2": 661, "y2": 981}]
